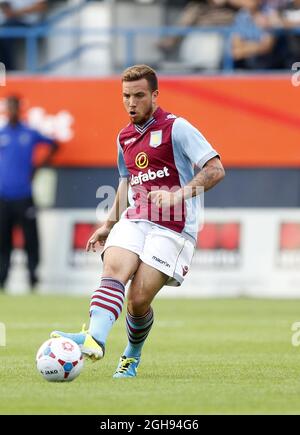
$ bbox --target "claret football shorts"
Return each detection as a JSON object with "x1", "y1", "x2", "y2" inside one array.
[{"x1": 102, "y1": 219, "x2": 195, "y2": 286}]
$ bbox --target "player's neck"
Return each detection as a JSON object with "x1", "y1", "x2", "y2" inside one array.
[
  {"x1": 150, "y1": 104, "x2": 158, "y2": 121},
  {"x1": 137, "y1": 105, "x2": 158, "y2": 127}
]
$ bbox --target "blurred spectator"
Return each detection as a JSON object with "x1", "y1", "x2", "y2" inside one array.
[
  {"x1": 280, "y1": 0, "x2": 300, "y2": 29},
  {"x1": 282, "y1": 0, "x2": 300, "y2": 65},
  {"x1": 0, "y1": 96, "x2": 58, "y2": 292},
  {"x1": 258, "y1": 0, "x2": 300, "y2": 67},
  {"x1": 231, "y1": 0, "x2": 276, "y2": 69},
  {"x1": 0, "y1": 0, "x2": 48, "y2": 70},
  {"x1": 278, "y1": 0, "x2": 300, "y2": 24},
  {"x1": 157, "y1": 0, "x2": 243, "y2": 54},
  {"x1": 262, "y1": 0, "x2": 291, "y2": 10}
]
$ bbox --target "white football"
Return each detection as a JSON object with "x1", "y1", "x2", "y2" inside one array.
[{"x1": 36, "y1": 337, "x2": 84, "y2": 382}]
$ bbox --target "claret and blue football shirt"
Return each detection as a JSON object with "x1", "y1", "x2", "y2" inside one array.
[{"x1": 117, "y1": 107, "x2": 220, "y2": 242}]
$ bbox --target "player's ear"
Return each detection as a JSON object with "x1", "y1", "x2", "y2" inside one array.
[{"x1": 152, "y1": 89, "x2": 159, "y2": 102}]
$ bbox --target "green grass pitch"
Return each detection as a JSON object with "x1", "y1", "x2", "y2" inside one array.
[{"x1": 0, "y1": 294, "x2": 300, "y2": 415}]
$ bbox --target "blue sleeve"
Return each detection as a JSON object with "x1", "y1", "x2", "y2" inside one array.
[
  {"x1": 232, "y1": 10, "x2": 268, "y2": 41},
  {"x1": 117, "y1": 136, "x2": 129, "y2": 178},
  {"x1": 172, "y1": 118, "x2": 219, "y2": 169},
  {"x1": 33, "y1": 129, "x2": 57, "y2": 147}
]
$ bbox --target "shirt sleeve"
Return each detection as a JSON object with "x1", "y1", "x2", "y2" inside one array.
[
  {"x1": 232, "y1": 11, "x2": 268, "y2": 42},
  {"x1": 117, "y1": 135, "x2": 129, "y2": 178},
  {"x1": 172, "y1": 117, "x2": 219, "y2": 169}
]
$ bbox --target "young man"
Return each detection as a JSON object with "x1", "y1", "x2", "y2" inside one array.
[
  {"x1": 0, "y1": 95, "x2": 58, "y2": 291},
  {"x1": 51, "y1": 65, "x2": 225, "y2": 378}
]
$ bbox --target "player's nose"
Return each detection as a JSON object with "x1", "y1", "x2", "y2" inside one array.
[{"x1": 129, "y1": 97, "x2": 137, "y2": 106}]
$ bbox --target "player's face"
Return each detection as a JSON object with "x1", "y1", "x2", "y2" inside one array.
[{"x1": 122, "y1": 79, "x2": 158, "y2": 125}]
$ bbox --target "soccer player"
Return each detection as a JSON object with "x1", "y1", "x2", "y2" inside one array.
[
  {"x1": 51, "y1": 65, "x2": 225, "y2": 378},
  {"x1": 0, "y1": 95, "x2": 58, "y2": 291}
]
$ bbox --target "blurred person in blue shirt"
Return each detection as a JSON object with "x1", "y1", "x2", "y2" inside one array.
[
  {"x1": 0, "y1": 0, "x2": 48, "y2": 70},
  {"x1": 157, "y1": 0, "x2": 242, "y2": 55},
  {"x1": 231, "y1": 0, "x2": 277, "y2": 68},
  {"x1": 258, "y1": 0, "x2": 300, "y2": 67},
  {"x1": 0, "y1": 95, "x2": 58, "y2": 291}
]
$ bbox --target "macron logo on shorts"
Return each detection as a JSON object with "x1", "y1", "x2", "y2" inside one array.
[
  {"x1": 130, "y1": 167, "x2": 170, "y2": 186},
  {"x1": 152, "y1": 256, "x2": 171, "y2": 268}
]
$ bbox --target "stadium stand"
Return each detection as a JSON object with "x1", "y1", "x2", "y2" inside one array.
[{"x1": 0, "y1": 0, "x2": 299, "y2": 73}]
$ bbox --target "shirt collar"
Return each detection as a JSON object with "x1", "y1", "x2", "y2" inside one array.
[{"x1": 134, "y1": 107, "x2": 161, "y2": 134}]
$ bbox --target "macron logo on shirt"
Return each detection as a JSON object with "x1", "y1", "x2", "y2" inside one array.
[
  {"x1": 130, "y1": 167, "x2": 170, "y2": 186},
  {"x1": 124, "y1": 137, "x2": 137, "y2": 146}
]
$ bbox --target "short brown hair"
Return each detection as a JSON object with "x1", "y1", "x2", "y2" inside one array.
[{"x1": 122, "y1": 65, "x2": 158, "y2": 92}]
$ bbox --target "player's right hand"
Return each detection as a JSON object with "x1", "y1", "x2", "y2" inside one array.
[{"x1": 86, "y1": 225, "x2": 111, "y2": 253}]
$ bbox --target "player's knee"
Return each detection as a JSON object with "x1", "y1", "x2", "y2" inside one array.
[
  {"x1": 102, "y1": 263, "x2": 125, "y2": 283},
  {"x1": 102, "y1": 249, "x2": 139, "y2": 284},
  {"x1": 127, "y1": 294, "x2": 150, "y2": 317},
  {"x1": 102, "y1": 262, "x2": 118, "y2": 276}
]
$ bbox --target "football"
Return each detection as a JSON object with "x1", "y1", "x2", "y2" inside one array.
[{"x1": 36, "y1": 337, "x2": 84, "y2": 382}]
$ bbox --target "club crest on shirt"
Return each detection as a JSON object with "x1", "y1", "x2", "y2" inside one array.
[{"x1": 149, "y1": 130, "x2": 162, "y2": 148}]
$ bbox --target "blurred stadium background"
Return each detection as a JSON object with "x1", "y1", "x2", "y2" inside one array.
[{"x1": 1, "y1": 0, "x2": 300, "y2": 298}]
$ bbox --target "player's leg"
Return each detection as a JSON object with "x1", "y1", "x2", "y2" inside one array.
[
  {"x1": 113, "y1": 225, "x2": 195, "y2": 377},
  {"x1": 19, "y1": 198, "x2": 40, "y2": 289},
  {"x1": 51, "y1": 220, "x2": 146, "y2": 360},
  {"x1": 113, "y1": 262, "x2": 168, "y2": 378},
  {"x1": 51, "y1": 246, "x2": 140, "y2": 360},
  {"x1": 86, "y1": 246, "x2": 140, "y2": 355},
  {"x1": 0, "y1": 199, "x2": 14, "y2": 290}
]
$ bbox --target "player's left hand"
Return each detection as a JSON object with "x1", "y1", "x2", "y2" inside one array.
[{"x1": 147, "y1": 190, "x2": 182, "y2": 208}]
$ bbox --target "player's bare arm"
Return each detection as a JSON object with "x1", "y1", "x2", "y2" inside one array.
[
  {"x1": 148, "y1": 157, "x2": 225, "y2": 208},
  {"x1": 86, "y1": 178, "x2": 129, "y2": 252},
  {"x1": 186, "y1": 156, "x2": 225, "y2": 194}
]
